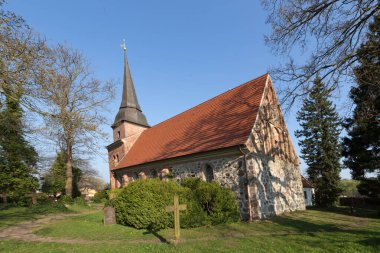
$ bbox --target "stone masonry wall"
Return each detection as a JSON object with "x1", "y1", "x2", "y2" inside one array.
[
  {"x1": 170, "y1": 156, "x2": 251, "y2": 220},
  {"x1": 247, "y1": 154, "x2": 305, "y2": 218},
  {"x1": 114, "y1": 152, "x2": 305, "y2": 220}
]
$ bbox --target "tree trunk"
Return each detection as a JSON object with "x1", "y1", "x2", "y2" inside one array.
[{"x1": 65, "y1": 145, "x2": 73, "y2": 197}]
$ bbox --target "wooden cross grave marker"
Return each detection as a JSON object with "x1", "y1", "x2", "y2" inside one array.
[{"x1": 165, "y1": 195, "x2": 187, "y2": 241}]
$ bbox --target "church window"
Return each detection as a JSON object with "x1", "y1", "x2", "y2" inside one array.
[
  {"x1": 117, "y1": 131, "x2": 121, "y2": 139},
  {"x1": 116, "y1": 154, "x2": 119, "y2": 162},
  {"x1": 205, "y1": 164, "x2": 214, "y2": 182},
  {"x1": 304, "y1": 190, "x2": 307, "y2": 199}
]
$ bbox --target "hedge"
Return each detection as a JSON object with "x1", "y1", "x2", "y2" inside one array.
[{"x1": 107, "y1": 178, "x2": 239, "y2": 229}]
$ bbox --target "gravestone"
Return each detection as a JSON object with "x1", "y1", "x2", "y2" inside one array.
[{"x1": 104, "y1": 206, "x2": 116, "y2": 225}]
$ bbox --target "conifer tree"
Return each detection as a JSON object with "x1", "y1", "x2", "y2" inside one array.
[
  {"x1": 342, "y1": 13, "x2": 380, "y2": 198},
  {"x1": 0, "y1": 90, "x2": 38, "y2": 199},
  {"x1": 295, "y1": 78, "x2": 341, "y2": 207},
  {"x1": 41, "y1": 151, "x2": 82, "y2": 198}
]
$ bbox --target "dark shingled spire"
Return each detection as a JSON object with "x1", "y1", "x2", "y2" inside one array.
[{"x1": 113, "y1": 44, "x2": 149, "y2": 127}]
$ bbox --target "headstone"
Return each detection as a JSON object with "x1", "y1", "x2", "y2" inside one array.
[
  {"x1": 165, "y1": 195, "x2": 187, "y2": 242},
  {"x1": 104, "y1": 206, "x2": 116, "y2": 225}
]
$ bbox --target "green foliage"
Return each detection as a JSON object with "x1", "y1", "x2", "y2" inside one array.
[
  {"x1": 357, "y1": 178, "x2": 380, "y2": 200},
  {"x1": 342, "y1": 13, "x2": 380, "y2": 193},
  {"x1": 339, "y1": 180, "x2": 361, "y2": 197},
  {"x1": 41, "y1": 152, "x2": 66, "y2": 197},
  {"x1": 59, "y1": 195, "x2": 73, "y2": 204},
  {"x1": 41, "y1": 152, "x2": 82, "y2": 198},
  {"x1": 181, "y1": 178, "x2": 240, "y2": 225},
  {"x1": 92, "y1": 190, "x2": 108, "y2": 203},
  {"x1": 107, "y1": 179, "x2": 191, "y2": 230},
  {"x1": 295, "y1": 77, "x2": 342, "y2": 207},
  {"x1": 107, "y1": 178, "x2": 239, "y2": 230},
  {"x1": 0, "y1": 90, "x2": 38, "y2": 200}
]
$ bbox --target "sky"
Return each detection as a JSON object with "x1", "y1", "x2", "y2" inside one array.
[{"x1": 5, "y1": 0, "x2": 351, "y2": 181}]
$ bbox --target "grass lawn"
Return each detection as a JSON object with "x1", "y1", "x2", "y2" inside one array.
[
  {"x1": 0, "y1": 202, "x2": 94, "y2": 229},
  {"x1": 0, "y1": 206, "x2": 379, "y2": 252}
]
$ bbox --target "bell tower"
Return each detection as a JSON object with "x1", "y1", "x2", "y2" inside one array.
[{"x1": 107, "y1": 40, "x2": 149, "y2": 188}]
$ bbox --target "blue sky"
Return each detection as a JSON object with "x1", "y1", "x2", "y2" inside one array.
[{"x1": 6, "y1": 0, "x2": 351, "y2": 180}]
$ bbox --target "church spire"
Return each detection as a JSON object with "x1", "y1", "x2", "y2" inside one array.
[{"x1": 113, "y1": 40, "x2": 149, "y2": 127}]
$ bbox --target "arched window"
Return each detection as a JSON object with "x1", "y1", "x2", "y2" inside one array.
[{"x1": 205, "y1": 164, "x2": 214, "y2": 182}]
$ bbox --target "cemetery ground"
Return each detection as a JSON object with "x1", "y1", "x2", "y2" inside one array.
[{"x1": 0, "y1": 204, "x2": 379, "y2": 253}]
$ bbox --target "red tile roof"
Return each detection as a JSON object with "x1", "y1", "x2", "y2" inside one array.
[{"x1": 115, "y1": 74, "x2": 269, "y2": 169}]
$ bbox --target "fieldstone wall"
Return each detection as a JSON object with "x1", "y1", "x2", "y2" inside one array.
[
  {"x1": 247, "y1": 154, "x2": 305, "y2": 218},
  {"x1": 171, "y1": 156, "x2": 251, "y2": 220},
  {"x1": 113, "y1": 152, "x2": 305, "y2": 220}
]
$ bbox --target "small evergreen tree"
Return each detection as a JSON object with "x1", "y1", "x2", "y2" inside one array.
[
  {"x1": 295, "y1": 78, "x2": 342, "y2": 207},
  {"x1": 41, "y1": 151, "x2": 82, "y2": 198},
  {"x1": 0, "y1": 90, "x2": 38, "y2": 199},
  {"x1": 41, "y1": 152, "x2": 66, "y2": 197}
]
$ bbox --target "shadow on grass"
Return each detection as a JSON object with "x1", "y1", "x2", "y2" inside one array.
[
  {"x1": 307, "y1": 206, "x2": 380, "y2": 219},
  {"x1": 269, "y1": 212, "x2": 380, "y2": 248},
  {"x1": 143, "y1": 229, "x2": 169, "y2": 244}
]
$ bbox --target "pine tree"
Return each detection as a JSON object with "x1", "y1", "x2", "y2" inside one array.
[
  {"x1": 295, "y1": 78, "x2": 341, "y2": 207},
  {"x1": 342, "y1": 13, "x2": 380, "y2": 198},
  {"x1": 0, "y1": 90, "x2": 38, "y2": 199},
  {"x1": 41, "y1": 152, "x2": 66, "y2": 197}
]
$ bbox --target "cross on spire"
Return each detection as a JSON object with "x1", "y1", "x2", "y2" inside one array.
[{"x1": 121, "y1": 39, "x2": 126, "y2": 51}]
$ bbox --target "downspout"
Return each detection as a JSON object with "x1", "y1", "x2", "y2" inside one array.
[{"x1": 239, "y1": 145, "x2": 253, "y2": 222}]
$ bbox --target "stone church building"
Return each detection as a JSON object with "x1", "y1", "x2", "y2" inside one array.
[{"x1": 107, "y1": 48, "x2": 305, "y2": 220}]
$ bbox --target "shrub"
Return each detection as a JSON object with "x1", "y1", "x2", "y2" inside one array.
[
  {"x1": 73, "y1": 196, "x2": 88, "y2": 206},
  {"x1": 106, "y1": 179, "x2": 205, "y2": 230},
  {"x1": 59, "y1": 195, "x2": 73, "y2": 204},
  {"x1": 92, "y1": 190, "x2": 108, "y2": 203},
  {"x1": 107, "y1": 178, "x2": 240, "y2": 229},
  {"x1": 107, "y1": 188, "x2": 122, "y2": 199},
  {"x1": 181, "y1": 178, "x2": 240, "y2": 225}
]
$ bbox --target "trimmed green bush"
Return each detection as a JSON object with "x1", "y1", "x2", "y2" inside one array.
[
  {"x1": 92, "y1": 190, "x2": 108, "y2": 203},
  {"x1": 107, "y1": 179, "x2": 204, "y2": 230},
  {"x1": 107, "y1": 178, "x2": 240, "y2": 229},
  {"x1": 181, "y1": 178, "x2": 240, "y2": 225}
]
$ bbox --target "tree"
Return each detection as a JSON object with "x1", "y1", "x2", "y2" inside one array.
[
  {"x1": 41, "y1": 152, "x2": 66, "y2": 197},
  {"x1": 0, "y1": 1, "x2": 49, "y2": 115},
  {"x1": 339, "y1": 180, "x2": 361, "y2": 197},
  {"x1": 38, "y1": 44, "x2": 113, "y2": 197},
  {"x1": 262, "y1": 0, "x2": 380, "y2": 109},
  {"x1": 0, "y1": 89, "x2": 38, "y2": 198},
  {"x1": 41, "y1": 151, "x2": 83, "y2": 198},
  {"x1": 295, "y1": 78, "x2": 342, "y2": 206},
  {"x1": 342, "y1": 13, "x2": 380, "y2": 199}
]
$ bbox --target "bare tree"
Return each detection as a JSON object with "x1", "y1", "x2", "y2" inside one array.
[
  {"x1": 0, "y1": 1, "x2": 50, "y2": 115},
  {"x1": 39, "y1": 44, "x2": 113, "y2": 197},
  {"x1": 262, "y1": 0, "x2": 380, "y2": 109}
]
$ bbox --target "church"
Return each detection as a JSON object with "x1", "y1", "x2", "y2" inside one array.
[{"x1": 107, "y1": 47, "x2": 305, "y2": 220}]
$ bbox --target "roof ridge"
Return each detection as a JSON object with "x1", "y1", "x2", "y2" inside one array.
[{"x1": 150, "y1": 73, "x2": 269, "y2": 129}]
